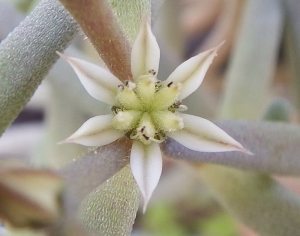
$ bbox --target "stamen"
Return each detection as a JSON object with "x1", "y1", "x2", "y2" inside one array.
[
  {"x1": 167, "y1": 101, "x2": 188, "y2": 112},
  {"x1": 149, "y1": 133, "x2": 165, "y2": 143},
  {"x1": 155, "y1": 81, "x2": 162, "y2": 92},
  {"x1": 118, "y1": 84, "x2": 124, "y2": 91},
  {"x1": 148, "y1": 69, "x2": 156, "y2": 75},
  {"x1": 127, "y1": 81, "x2": 136, "y2": 90},
  {"x1": 143, "y1": 134, "x2": 149, "y2": 140},
  {"x1": 174, "y1": 101, "x2": 181, "y2": 106},
  {"x1": 168, "y1": 101, "x2": 180, "y2": 112},
  {"x1": 111, "y1": 106, "x2": 123, "y2": 114},
  {"x1": 167, "y1": 82, "x2": 173, "y2": 87}
]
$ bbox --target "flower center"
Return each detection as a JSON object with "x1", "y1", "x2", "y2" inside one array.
[{"x1": 111, "y1": 75, "x2": 187, "y2": 145}]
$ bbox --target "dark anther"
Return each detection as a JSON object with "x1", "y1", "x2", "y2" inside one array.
[
  {"x1": 141, "y1": 126, "x2": 146, "y2": 132},
  {"x1": 118, "y1": 84, "x2": 124, "y2": 90},
  {"x1": 167, "y1": 82, "x2": 173, "y2": 87},
  {"x1": 155, "y1": 81, "x2": 162, "y2": 92},
  {"x1": 154, "y1": 133, "x2": 161, "y2": 140},
  {"x1": 124, "y1": 80, "x2": 130, "y2": 86},
  {"x1": 111, "y1": 106, "x2": 123, "y2": 114},
  {"x1": 148, "y1": 69, "x2": 156, "y2": 75},
  {"x1": 168, "y1": 100, "x2": 183, "y2": 112},
  {"x1": 143, "y1": 134, "x2": 149, "y2": 140}
]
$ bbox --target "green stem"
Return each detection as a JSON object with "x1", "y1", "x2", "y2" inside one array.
[
  {"x1": 0, "y1": 0, "x2": 78, "y2": 136},
  {"x1": 58, "y1": 0, "x2": 132, "y2": 82}
]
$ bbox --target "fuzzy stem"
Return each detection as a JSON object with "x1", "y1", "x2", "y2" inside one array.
[
  {"x1": 0, "y1": 0, "x2": 78, "y2": 136},
  {"x1": 58, "y1": 0, "x2": 132, "y2": 82}
]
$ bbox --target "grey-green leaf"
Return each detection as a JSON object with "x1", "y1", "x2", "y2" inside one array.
[
  {"x1": 46, "y1": 140, "x2": 131, "y2": 235},
  {"x1": 162, "y1": 120, "x2": 300, "y2": 176},
  {"x1": 80, "y1": 165, "x2": 139, "y2": 236},
  {"x1": 60, "y1": 139, "x2": 131, "y2": 214},
  {"x1": 0, "y1": 0, "x2": 78, "y2": 136}
]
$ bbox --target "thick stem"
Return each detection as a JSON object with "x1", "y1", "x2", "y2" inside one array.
[
  {"x1": 59, "y1": 0, "x2": 132, "y2": 82},
  {"x1": 0, "y1": 0, "x2": 78, "y2": 136}
]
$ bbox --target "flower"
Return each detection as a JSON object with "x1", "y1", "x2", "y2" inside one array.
[{"x1": 57, "y1": 20, "x2": 251, "y2": 212}]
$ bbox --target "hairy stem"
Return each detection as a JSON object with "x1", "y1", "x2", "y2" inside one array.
[
  {"x1": 59, "y1": 0, "x2": 132, "y2": 82},
  {"x1": 0, "y1": 0, "x2": 78, "y2": 136}
]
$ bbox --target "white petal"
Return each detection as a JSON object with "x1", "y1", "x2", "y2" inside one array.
[
  {"x1": 131, "y1": 19, "x2": 160, "y2": 80},
  {"x1": 164, "y1": 42, "x2": 224, "y2": 100},
  {"x1": 130, "y1": 141, "x2": 162, "y2": 213},
  {"x1": 62, "y1": 114, "x2": 124, "y2": 146},
  {"x1": 167, "y1": 113, "x2": 250, "y2": 153},
  {"x1": 57, "y1": 52, "x2": 122, "y2": 105}
]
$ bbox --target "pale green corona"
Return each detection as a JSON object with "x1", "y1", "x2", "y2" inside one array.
[{"x1": 112, "y1": 75, "x2": 185, "y2": 145}]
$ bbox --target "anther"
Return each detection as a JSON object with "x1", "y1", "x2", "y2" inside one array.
[
  {"x1": 155, "y1": 81, "x2": 162, "y2": 92},
  {"x1": 118, "y1": 84, "x2": 124, "y2": 91},
  {"x1": 167, "y1": 82, "x2": 173, "y2": 87},
  {"x1": 149, "y1": 133, "x2": 165, "y2": 143},
  {"x1": 143, "y1": 134, "x2": 149, "y2": 140},
  {"x1": 148, "y1": 69, "x2": 156, "y2": 75},
  {"x1": 111, "y1": 106, "x2": 123, "y2": 114},
  {"x1": 127, "y1": 81, "x2": 136, "y2": 90}
]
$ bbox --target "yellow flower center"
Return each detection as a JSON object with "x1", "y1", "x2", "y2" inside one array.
[{"x1": 111, "y1": 74, "x2": 186, "y2": 145}]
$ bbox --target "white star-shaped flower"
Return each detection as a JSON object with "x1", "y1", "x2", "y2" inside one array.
[{"x1": 57, "y1": 20, "x2": 251, "y2": 212}]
